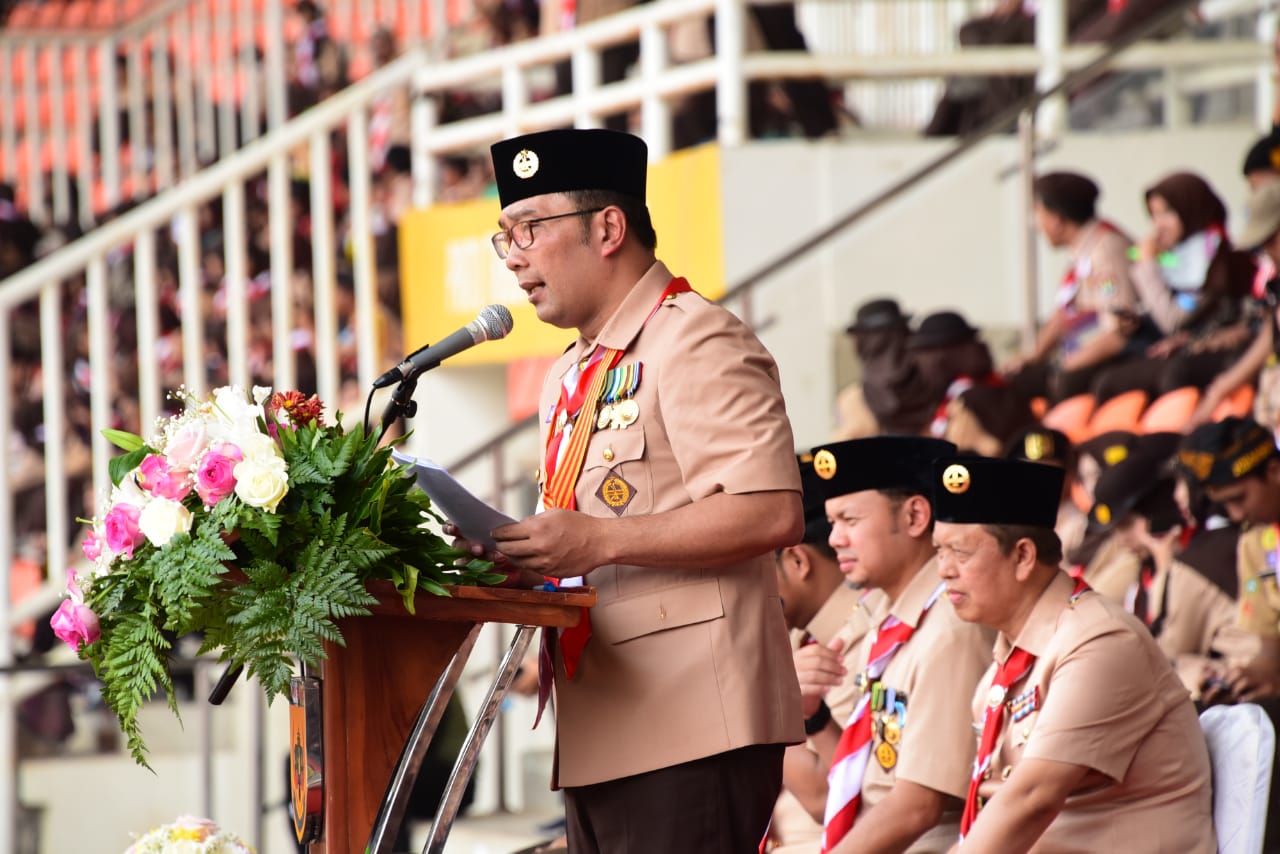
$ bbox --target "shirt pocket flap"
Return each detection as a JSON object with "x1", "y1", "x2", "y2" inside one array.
[
  {"x1": 593, "y1": 581, "x2": 723, "y2": 644},
  {"x1": 583, "y1": 426, "x2": 646, "y2": 471}
]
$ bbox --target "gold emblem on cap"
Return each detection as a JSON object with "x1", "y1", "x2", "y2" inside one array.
[
  {"x1": 1103, "y1": 445, "x2": 1128, "y2": 466},
  {"x1": 512, "y1": 149, "x2": 539, "y2": 179},
  {"x1": 813, "y1": 449, "x2": 837, "y2": 480},
  {"x1": 1094, "y1": 503, "x2": 1111, "y2": 525},
  {"x1": 942, "y1": 464, "x2": 971, "y2": 494},
  {"x1": 1024, "y1": 433, "x2": 1052, "y2": 461}
]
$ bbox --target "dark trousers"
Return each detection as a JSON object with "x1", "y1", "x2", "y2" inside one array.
[
  {"x1": 564, "y1": 743, "x2": 784, "y2": 853},
  {"x1": 1090, "y1": 348, "x2": 1242, "y2": 405}
]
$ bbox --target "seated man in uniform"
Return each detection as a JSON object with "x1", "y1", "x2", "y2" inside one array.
[
  {"x1": 930, "y1": 456, "x2": 1215, "y2": 853},
  {"x1": 794, "y1": 436, "x2": 992, "y2": 854},
  {"x1": 1181, "y1": 417, "x2": 1280, "y2": 702},
  {"x1": 769, "y1": 454, "x2": 887, "y2": 853},
  {"x1": 1087, "y1": 433, "x2": 1245, "y2": 697}
]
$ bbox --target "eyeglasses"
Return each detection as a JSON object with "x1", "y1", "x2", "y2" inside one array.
[{"x1": 491, "y1": 208, "x2": 604, "y2": 259}]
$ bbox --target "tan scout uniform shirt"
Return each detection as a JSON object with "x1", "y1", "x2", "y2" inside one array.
[
  {"x1": 1237, "y1": 524, "x2": 1280, "y2": 637},
  {"x1": 541, "y1": 261, "x2": 804, "y2": 788},
  {"x1": 1057, "y1": 220, "x2": 1139, "y2": 357},
  {"x1": 852, "y1": 561, "x2": 994, "y2": 854},
  {"x1": 1131, "y1": 559, "x2": 1239, "y2": 694},
  {"x1": 772, "y1": 585, "x2": 889, "y2": 854},
  {"x1": 1081, "y1": 535, "x2": 1140, "y2": 605},
  {"x1": 972, "y1": 571, "x2": 1215, "y2": 853}
]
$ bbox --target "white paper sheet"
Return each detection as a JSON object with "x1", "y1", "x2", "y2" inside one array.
[{"x1": 391, "y1": 449, "x2": 518, "y2": 551}]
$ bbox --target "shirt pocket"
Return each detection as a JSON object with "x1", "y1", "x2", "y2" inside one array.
[
  {"x1": 592, "y1": 579, "x2": 724, "y2": 645},
  {"x1": 581, "y1": 426, "x2": 652, "y2": 517}
]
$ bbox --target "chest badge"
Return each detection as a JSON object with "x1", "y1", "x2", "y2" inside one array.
[{"x1": 596, "y1": 469, "x2": 637, "y2": 516}]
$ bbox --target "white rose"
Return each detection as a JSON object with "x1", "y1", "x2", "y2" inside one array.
[
  {"x1": 234, "y1": 457, "x2": 289, "y2": 513},
  {"x1": 137, "y1": 496, "x2": 194, "y2": 547},
  {"x1": 234, "y1": 431, "x2": 282, "y2": 462}
]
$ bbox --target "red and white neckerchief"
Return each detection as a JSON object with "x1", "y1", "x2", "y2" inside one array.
[
  {"x1": 960, "y1": 577, "x2": 1090, "y2": 838},
  {"x1": 369, "y1": 94, "x2": 394, "y2": 172},
  {"x1": 822, "y1": 581, "x2": 946, "y2": 852},
  {"x1": 1057, "y1": 220, "x2": 1120, "y2": 310},
  {"x1": 533, "y1": 278, "x2": 694, "y2": 726}
]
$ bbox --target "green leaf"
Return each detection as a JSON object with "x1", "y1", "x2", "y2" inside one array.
[
  {"x1": 107, "y1": 447, "x2": 150, "y2": 487},
  {"x1": 102, "y1": 429, "x2": 146, "y2": 452}
]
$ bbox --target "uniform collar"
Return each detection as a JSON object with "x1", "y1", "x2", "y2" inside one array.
[
  {"x1": 568, "y1": 260, "x2": 674, "y2": 359},
  {"x1": 994, "y1": 570, "x2": 1077, "y2": 663},
  {"x1": 805, "y1": 583, "x2": 864, "y2": 646},
  {"x1": 887, "y1": 556, "x2": 942, "y2": 630}
]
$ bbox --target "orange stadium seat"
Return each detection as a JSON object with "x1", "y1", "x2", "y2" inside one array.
[
  {"x1": 4, "y1": 2, "x2": 37, "y2": 28},
  {"x1": 1083, "y1": 389, "x2": 1147, "y2": 439},
  {"x1": 1138, "y1": 386, "x2": 1200, "y2": 434},
  {"x1": 1211, "y1": 384, "x2": 1256, "y2": 422},
  {"x1": 1042, "y1": 393, "x2": 1097, "y2": 444},
  {"x1": 1029, "y1": 396, "x2": 1049, "y2": 420}
]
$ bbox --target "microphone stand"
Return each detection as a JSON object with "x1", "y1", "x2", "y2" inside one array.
[{"x1": 376, "y1": 372, "x2": 420, "y2": 443}]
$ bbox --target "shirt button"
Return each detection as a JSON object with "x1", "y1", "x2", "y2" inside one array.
[
  {"x1": 602, "y1": 448, "x2": 615, "y2": 462},
  {"x1": 982, "y1": 769, "x2": 991, "y2": 780},
  {"x1": 1001, "y1": 766, "x2": 1012, "y2": 780},
  {"x1": 658, "y1": 606, "x2": 666, "y2": 621}
]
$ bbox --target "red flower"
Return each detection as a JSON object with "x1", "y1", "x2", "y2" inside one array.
[{"x1": 270, "y1": 391, "x2": 324, "y2": 427}]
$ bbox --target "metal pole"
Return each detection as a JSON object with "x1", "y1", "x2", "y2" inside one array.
[
  {"x1": 265, "y1": 0, "x2": 288, "y2": 131},
  {"x1": 422, "y1": 626, "x2": 537, "y2": 854},
  {"x1": 714, "y1": 0, "x2": 747, "y2": 146},
  {"x1": 128, "y1": 40, "x2": 147, "y2": 198},
  {"x1": 366, "y1": 624, "x2": 483, "y2": 854},
  {"x1": 571, "y1": 42, "x2": 602, "y2": 130},
  {"x1": 640, "y1": 21, "x2": 671, "y2": 160},
  {"x1": 177, "y1": 204, "x2": 207, "y2": 399},
  {"x1": 99, "y1": 37, "x2": 121, "y2": 212},
  {"x1": 0, "y1": 44, "x2": 14, "y2": 185},
  {"x1": 134, "y1": 227, "x2": 161, "y2": 432},
  {"x1": 1259, "y1": 3, "x2": 1279, "y2": 132},
  {"x1": 1018, "y1": 109, "x2": 1039, "y2": 352},
  {"x1": 410, "y1": 92, "x2": 437, "y2": 209},
  {"x1": 268, "y1": 152, "x2": 296, "y2": 391},
  {"x1": 22, "y1": 46, "x2": 45, "y2": 224},
  {"x1": 49, "y1": 42, "x2": 71, "y2": 225},
  {"x1": 347, "y1": 107, "x2": 379, "y2": 390},
  {"x1": 1034, "y1": 0, "x2": 1067, "y2": 136},
  {"x1": 223, "y1": 179, "x2": 250, "y2": 389},
  {"x1": 153, "y1": 21, "x2": 176, "y2": 192},
  {"x1": 0, "y1": 312, "x2": 12, "y2": 854},
  {"x1": 310, "y1": 131, "x2": 341, "y2": 411}
]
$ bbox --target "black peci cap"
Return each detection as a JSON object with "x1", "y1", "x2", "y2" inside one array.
[
  {"x1": 931, "y1": 456, "x2": 1063, "y2": 528},
  {"x1": 490, "y1": 128, "x2": 648, "y2": 209},
  {"x1": 1178, "y1": 417, "x2": 1280, "y2": 488},
  {"x1": 808, "y1": 436, "x2": 957, "y2": 501}
]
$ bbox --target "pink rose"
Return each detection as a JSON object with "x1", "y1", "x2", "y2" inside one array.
[
  {"x1": 196, "y1": 443, "x2": 244, "y2": 507},
  {"x1": 137, "y1": 454, "x2": 193, "y2": 502},
  {"x1": 165, "y1": 420, "x2": 210, "y2": 469},
  {"x1": 103, "y1": 503, "x2": 145, "y2": 558},
  {"x1": 50, "y1": 598, "x2": 100, "y2": 650},
  {"x1": 81, "y1": 530, "x2": 105, "y2": 562}
]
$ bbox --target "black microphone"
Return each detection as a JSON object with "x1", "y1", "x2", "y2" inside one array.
[{"x1": 372, "y1": 304, "x2": 514, "y2": 389}]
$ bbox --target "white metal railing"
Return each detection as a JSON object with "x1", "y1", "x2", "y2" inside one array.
[
  {"x1": 0, "y1": 0, "x2": 459, "y2": 230},
  {"x1": 0, "y1": 0, "x2": 1272, "y2": 847}
]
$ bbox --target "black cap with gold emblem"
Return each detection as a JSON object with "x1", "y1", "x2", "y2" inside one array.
[
  {"x1": 808, "y1": 436, "x2": 957, "y2": 502},
  {"x1": 1088, "y1": 433, "x2": 1184, "y2": 534},
  {"x1": 1003, "y1": 426, "x2": 1071, "y2": 468},
  {"x1": 931, "y1": 456, "x2": 1063, "y2": 527},
  {"x1": 1178, "y1": 416, "x2": 1280, "y2": 487},
  {"x1": 797, "y1": 452, "x2": 833, "y2": 546},
  {"x1": 490, "y1": 128, "x2": 648, "y2": 209}
]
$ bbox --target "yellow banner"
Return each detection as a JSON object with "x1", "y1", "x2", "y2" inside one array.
[{"x1": 399, "y1": 142, "x2": 724, "y2": 365}]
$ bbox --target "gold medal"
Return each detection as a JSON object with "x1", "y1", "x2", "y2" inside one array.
[
  {"x1": 1264, "y1": 527, "x2": 1278, "y2": 552},
  {"x1": 987, "y1": 684, "x2": 1007, "y2": 708},
  {"x1": 612, "y1": 399, "x2": 639, "y2": 428},
  {"x1": 597, "y1": 404, "x2": 615, "y2": 431},
  {"x1": 875, "y1": 741, "x2": 897, "y2": 770},
  {"x1": 883, "y1": 717, "x2": 901, "y2": 746}
]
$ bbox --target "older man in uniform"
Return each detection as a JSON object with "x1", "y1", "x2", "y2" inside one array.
[
  {"x1": 769, "y1": 454, "x2": 887, "y2": 853},
  {"x1": 477, "y1": 129, "x2": 803, "y2": 853},
  {"x1": 930, "y1": 456, "x2": 1215, "y2": 853},
  {"x1": 794, "y1": 436, "x2": 992, "y2": 854}
]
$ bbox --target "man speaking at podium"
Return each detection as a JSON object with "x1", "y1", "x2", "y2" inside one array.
[{"x1": 459, "y1": 128, "x2": 805, "y2": 852}]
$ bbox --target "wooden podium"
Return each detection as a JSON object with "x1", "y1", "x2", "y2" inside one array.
[{"x1": 301, "y1": 582, "x2": 596, "y2": 854}]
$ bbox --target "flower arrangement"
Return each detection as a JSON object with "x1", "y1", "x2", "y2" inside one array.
[
  {"x1": 124, "y1": 815, "x2": 254, "y2": 853},
  {"x1": 54, "y1": 385, "x2": 503, "y2": 766}
]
